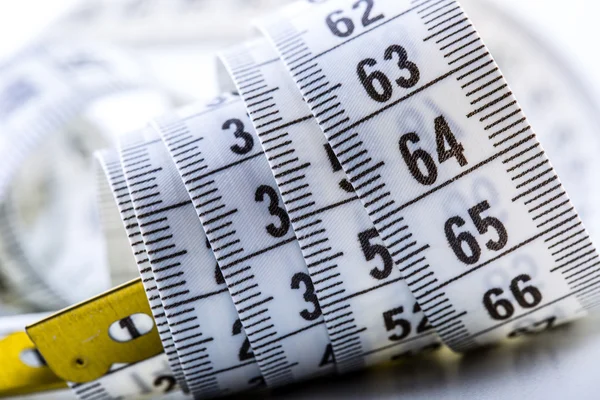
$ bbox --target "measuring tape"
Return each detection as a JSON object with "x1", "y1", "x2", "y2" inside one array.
[
  {"x1": 0, "y1": 42, "x2": 175, "y2": 313},
  {"x1": 219, "y1": 38, "x2": 441, "y2": 372},
  {"x1": 258, "y1": 0, "x2": 600, "y2": 349},
  {"x1": 118, "y1": 125, "x2": 269, "y2": 396},
  {"x1": 156, "y1": 96, "x2": 335, "y2": 386},
  {"x1": 45, "y1": 0, "x2": 296, "y2": 47},
  {"x1": 10, "y1": 0, "x2": 600, "y2": 398},
  {"x1": 0, "y1": 314, "x2": 68, "y2": 397}
]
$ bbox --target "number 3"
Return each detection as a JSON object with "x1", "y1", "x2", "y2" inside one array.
[{"x1": 255, "y1": 185, "x2": 291, "y2": 238}]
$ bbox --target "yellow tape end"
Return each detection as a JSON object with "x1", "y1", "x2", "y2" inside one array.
[
  {"x1": 0, "y1": 331, "x2": 67, "y2": 397},
  {"x1": 26, "y1": 278, "x2": 163, "y2": 383}
]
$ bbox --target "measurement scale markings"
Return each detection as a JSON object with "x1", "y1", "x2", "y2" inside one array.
[
  {"x1": 120, "y1": 136, "x2": 253, "y2": 395},
  {"x1": 160, "y1": 107, "x2": 334, "y2": 387},
  {"x1": 462, "y1": 278, "x2": 600, "y2": 342},
  {"x1": 284, "y1": 0, "x2": 438, "y2": 73},
  {"x1": 262, "y1": 0, "x2": 587, "y2": 350},
  {"x1": 326, "y1": 50, "x2": 490, "y2": 141},
  {"x1": 393, "y1": 134, "x2": 536, "y2": 212},
  {"x1": 103, "y1": 148, "x2": 190, "y2": 387},
  {"x1": 225, "y1": 40, "x2": 446, "y2": 372}
]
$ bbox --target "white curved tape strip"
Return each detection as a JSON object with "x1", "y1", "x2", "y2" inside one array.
[
  {"x1": 258, "y1": 0, "x2": 600, "y2": 350},
  {"x1": 70, "y1": 354, "x2": 181, "y2": 400},
  {"x1": 220, "y1": 38, "x2": 441, "y2": 372},
  {"x1": 0, "y1": 43, "x2": 155, "y2": 310},
  {"x1": 155, "y1": 96, "x2": 335, "y2": 386},
  {"x1": 97, "y1": 146, "x2": 190, "y2": 394},
  {"x1": 118, "y1": 127, "x2": 263, "y2": 397},
  {"x1": 67, "y1": 0, "x2": 600, "y2": 397}
]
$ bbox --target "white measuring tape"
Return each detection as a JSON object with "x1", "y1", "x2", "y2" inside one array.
[
  {"x1": 16, "y1": 0, "x2": 600, "y2": 399},
  {"x1": 118, "y1": 125, "x2": 263, "y2": 395},
  {"x1": 0, "y1": 42, "x2": 176, "y2": 313},
  {"x1": 69, "y1": 354, "x2": 181, "y2": 400},
  {"x1": 258, "y1": 0, "x2": 599, "y2": 349},
  {"x1": 219, "y1": 38, "x2": 441, "y2": 372}
]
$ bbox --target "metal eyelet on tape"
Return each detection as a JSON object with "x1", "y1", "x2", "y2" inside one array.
[
  {"x1": 118, "y1": 126, "x2": 263, "y2": 397},
  {"x1": 219, "y1": 38, "x2": 441, "y2": 372},
  {"x1": 155, "y1": 96, "x2": 334, "y2": 386},
  {"x1": 259, "y1": 0, "x2": 600, "y2": 350}
]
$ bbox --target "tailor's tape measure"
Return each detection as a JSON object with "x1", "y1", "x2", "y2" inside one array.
[
  {"x1": 70, "y1": 354, "x2": 180, "y2": 400},
  {"x1": 19, "y1": 0, "x2": 600, "y2": 398},
  {"x1": 96, "y1": 146, "x2": 188, "y2": 395},
  {"x1": 219, "y1": 38, "x2": 441, "y2": 372},
  {"x1": 118, "y1": 127, "x2": 264, "y2": 397},
  {"x1": 462, "y1": 0, "x2": 600, "y2": 246},
  {"x1": 25, "y1": 152, "x2": 186, "y2": 400},
  {"x1": 45, "y1": 0, "x2": 296, "y2": 47},
  {"x1": 258, "y1": 0, "x2": 600, "y2": 350},
  {"x1": 155, "y1": 96, "x2": 334, "y2": 386},
  {"x1": 0, "y1": 42, "x2": 172, "y2": 312}
]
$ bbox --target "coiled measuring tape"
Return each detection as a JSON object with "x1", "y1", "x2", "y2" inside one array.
[
  {"x1": 0, "y1": 42, "x2": 175, "y2": 313},
  {"x1": 258, "y1": 0, "x2": 600, "y2": 348},
  {"x1": 219, "y1": 38, "x2": 440, "y2": 372},
  {"x1": 13, "y1": 0, "x2": 600, "y2": 399},
  {"x1": 157, "y1": 96, "x2": 335, "y2": 387}
]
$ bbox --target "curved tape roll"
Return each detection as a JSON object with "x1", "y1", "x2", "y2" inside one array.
[
  {"x1": 258, "y1": 0, "x2": 600, "y2": 350},
  {"x1": 220, "y1": 38, "x2": 441, "y2": 372},
  {"x1": 96, "y1": 148, "x2": 183, "y2": 392},
  {"x1": 23, "y1": 0, "x2": 600, "y2": 398},
  {"x1": 156, "y1": 96, "x2": 334, "y2": 386},
  {"x1": 0, "y1": 43, "x2": 171, "y2": 311},
  {"x1": 118, "y1": 127, "x2": 263, "y2": 397}
]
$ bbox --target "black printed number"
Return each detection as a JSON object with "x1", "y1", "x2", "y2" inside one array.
[
  {"x1": 444, "y1": 200, "x2": 508, "y2": 265},
  {"x1": 118, "y1": 316, "x2": 141, "y2": 339},
  {"x1": 357, "y1": 44, "x2": 420, "y2": 102},
  {"x1": 324, "y1": 143, "x2": 354, "y2": 192},
  {"x1": 508, "y1": 316, "x2": 556, "y2": 337},
  {"x1": 399, "y1": 115, "x2": 467, "y2": 186},
  {"x1": 232, "y1": 319, "x2": 254, "y2": 361},
  {"x1": 223, "y1": 118, "x2": 254, "y2": 155},
  {"x1": 483, "y1": 274, "x2": 543, "y2": 320},
  {"x1": 326, "y1": 0, "x2": 384, "y2": 37},
  {"x1": 383, "y1": 302, "x2": 432, "y2": 341},
  {"x1": 319, "y1": 343, "x2": 335, "y2": 367},
  {"x1": 207, "y1": 237, "x2": 226, "y2": 285},
  {"x1": 291, "y1": 272, "x2": 322, "y2": 321},
  {"x1": 153, "y1": 376, "x2": 176, "y2": 393},
  {"x1": 358, "y1": 228, "x2": 393, "y2": 280},
  {"x1": 255, "y1": 185, "x2": 290, "y2": 238}
]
